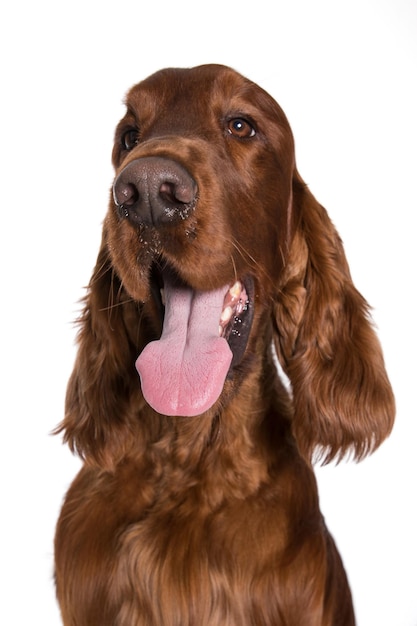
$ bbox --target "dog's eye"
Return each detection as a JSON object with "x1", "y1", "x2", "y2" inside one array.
[
  {"x1": 121, "y1": 128, "x2": 140, "y2": 150},
  {"x1": 227, "y1": 118, "x2": 256, "y2": 139}
]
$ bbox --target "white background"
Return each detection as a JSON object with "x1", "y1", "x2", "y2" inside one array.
[{"x1": 1, "y1": 1, "x2": 416, "y2": 624}]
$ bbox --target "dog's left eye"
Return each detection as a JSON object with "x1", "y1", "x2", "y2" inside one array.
[
  {"x1": 227, "y1": 118, "x2": 256, "y2": 139},
  {"x1": 121, "y1": 128, "x2": 140, "y2": 150}
]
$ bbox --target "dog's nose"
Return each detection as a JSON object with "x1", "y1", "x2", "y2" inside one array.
[{"x1": 113, "y1": 157, "x2": 197, "y2": 226}]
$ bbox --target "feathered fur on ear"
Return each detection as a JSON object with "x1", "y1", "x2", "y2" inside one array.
[
  {"x1": 55, "y1": 233, "x2": 149, "y2": 469},
  {"x1": 273, "y1": 175, "x2": 395, "y2": 463}
]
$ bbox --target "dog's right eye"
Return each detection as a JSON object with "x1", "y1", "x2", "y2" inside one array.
[
  {"x1": 226, "y1": 118, "x2": 256, "y2": 139},
  {"x1": 121, "y1": 128, "x2": 140, "y2": 150}
]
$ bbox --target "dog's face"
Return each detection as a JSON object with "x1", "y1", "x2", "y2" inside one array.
[
  {"x1": 104, "y1": 64, "x2": 298, "y2": 416},
  {"x1": 106, "y1": 64, "x2": 296, "y2": 300}
]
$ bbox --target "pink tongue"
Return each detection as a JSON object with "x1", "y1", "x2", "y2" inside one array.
[{"x1": 135, "y1": 277, "x2": 232, "y2": 416}]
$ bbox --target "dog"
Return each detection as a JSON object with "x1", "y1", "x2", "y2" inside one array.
[{"x1": 54, "y1": 64, "x2": 395, "y2": 625}]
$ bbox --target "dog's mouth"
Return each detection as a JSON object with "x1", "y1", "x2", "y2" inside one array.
[{"x1": 135, "y1": 266, "x2": 254, "y2": 417}]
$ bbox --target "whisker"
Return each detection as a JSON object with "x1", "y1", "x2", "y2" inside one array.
[
  {"x1": 230, "y1": 253, "x2": 238, "y2": 285},
  {"x1": 98, "y1": 298, "x2": 136, "y2": 314},
  {"x1": 99, "y1": 269, "x2": 136, "y2": 322},
  {"x1": 228, "y1": 236, "x2": 276, "y2": 297},
  {"x1": 89, "y1": 258, "x2": 110, "y2": 285}
]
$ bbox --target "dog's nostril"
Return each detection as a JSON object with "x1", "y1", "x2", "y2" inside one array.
[
  {"x1": 121, "y1": 183, "x2": 138, "y2": 207},
  {"x1": 159, "y1": 182, "x2": 177, "y2": 205},
  {"x1": 159, "y1": 181, "x2": 194, "y2": 206},
  {"x1": 113, "y1": 181, "x2": 139, "y2": 209}
]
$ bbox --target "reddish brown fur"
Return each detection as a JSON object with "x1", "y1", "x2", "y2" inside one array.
[{"x1": 55, "y1": 65, "x2": 395, "y2": 625}]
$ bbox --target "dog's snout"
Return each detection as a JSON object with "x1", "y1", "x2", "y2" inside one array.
[{"x1": 113, "y1": 156, "x2": 197, "y2": 226}]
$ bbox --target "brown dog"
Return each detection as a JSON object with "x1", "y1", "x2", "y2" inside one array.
[{"x1": 55, "y1": 64, "x2": 395, "y2": 625}]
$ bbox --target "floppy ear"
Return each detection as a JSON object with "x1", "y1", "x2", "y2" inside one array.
[
  {"x1": 273, "y1": 175, "x2": 395, "y2": 463},
  {"x1": 55, "y1": 231, "x2": 149, "y2": 469}
]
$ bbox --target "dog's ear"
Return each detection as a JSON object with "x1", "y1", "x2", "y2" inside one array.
[
  {"x1": 273, "y1": 175, "x2": 395, "y2": 463},
  {"x1": 55, "y1": 232, "x2": 147, "y2": 469}
]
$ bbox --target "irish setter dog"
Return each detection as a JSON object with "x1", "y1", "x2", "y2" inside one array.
[{"x1": 54, "y1": 64, "x2": 395, "y2": 625}]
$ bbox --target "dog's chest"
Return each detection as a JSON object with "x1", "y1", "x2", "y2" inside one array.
[{"x1": 114, "y1": 491, "x2": 286, "y2": 624}]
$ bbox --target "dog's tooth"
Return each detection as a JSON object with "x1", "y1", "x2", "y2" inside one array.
[
  {"x1": 236, "y1": 297, "x2": 247, "y2": 315},
  {"x1": 229, "y1": 281, "x2": 242, "y2": 300},
  {"x1": 160, "y1": 288, "x2": 165, "y2": 306},
  {"x1": 220, "y1": 306, "x2": 233, "y2": 324}
]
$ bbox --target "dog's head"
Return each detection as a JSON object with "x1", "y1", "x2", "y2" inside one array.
[{"x1": 58, "y1": 65, "x2": 395, "y2": 466}]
